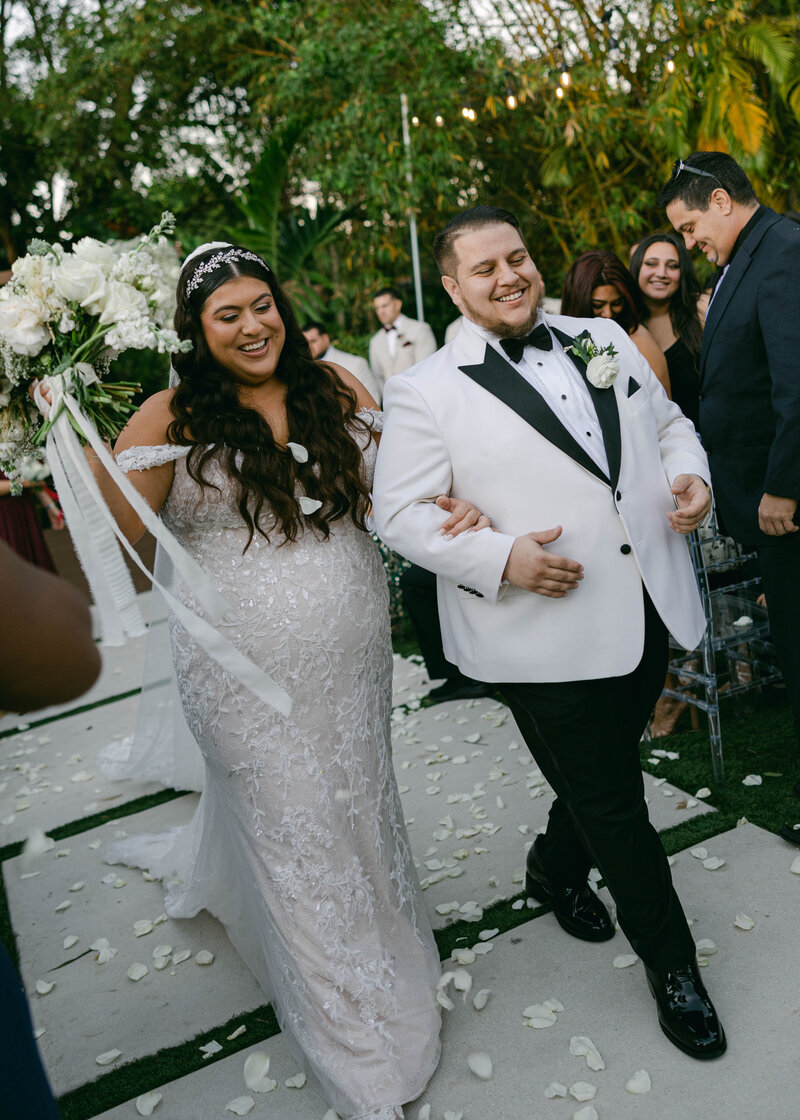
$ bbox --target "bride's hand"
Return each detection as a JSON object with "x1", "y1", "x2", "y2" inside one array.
[{"x1": 435, "y1": 495, "x2": 492, "y2": 538}]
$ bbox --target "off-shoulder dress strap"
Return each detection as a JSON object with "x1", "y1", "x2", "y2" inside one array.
[
  {"x1": 357, "y1": 408, "x2": 384, "y2": 433},
  {"x1": 115, "y1": 444, "x2": 191, "y2": 474}
]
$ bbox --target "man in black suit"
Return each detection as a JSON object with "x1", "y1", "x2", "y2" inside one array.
[{"x1": 659, "y1": 153, "x2": 800, "y2": 793}]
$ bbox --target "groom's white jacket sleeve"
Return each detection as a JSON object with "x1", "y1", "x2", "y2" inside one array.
[{"x1": 373, "y1": 374, "x2": 516, "y2": 605}]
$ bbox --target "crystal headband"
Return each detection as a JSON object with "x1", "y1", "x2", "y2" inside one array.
[{"x1": 185, "y1": 249, "x2": 271, "y2": 297}]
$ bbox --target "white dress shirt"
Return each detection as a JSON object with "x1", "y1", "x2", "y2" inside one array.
[{"x1": 465, "y1": 316, "x2": 610, "y2": 477}]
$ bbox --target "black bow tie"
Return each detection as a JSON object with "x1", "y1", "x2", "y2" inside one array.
[
  {"x1": 384, "y1": 324, "x2": 396, "y2": 332},
  {"x1": 499, "y1": 323, "x2": 553, "y2": 362}
]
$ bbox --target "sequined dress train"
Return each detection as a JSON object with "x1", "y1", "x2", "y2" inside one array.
[{"x1": 106, "y1": 417, "x2": 441, "y2": 1120}]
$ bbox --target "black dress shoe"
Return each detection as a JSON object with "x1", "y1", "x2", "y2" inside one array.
[
  {"x1": 645, "y1": 961, "x2": 727, "y2": 1059},
  {"x1": 779, "y1": 823, "x2": 800, "y2": 848},
  {"x1": 525, "y1": 840, "x2": 615, "y2": 942},
  {"x1": 424, "y1": 678, "x2": 495, "y2": 703}
]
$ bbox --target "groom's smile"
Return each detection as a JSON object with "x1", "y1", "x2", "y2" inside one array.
[{"x1": 441, "y1": 223, "x2": 543, "y2": 338}]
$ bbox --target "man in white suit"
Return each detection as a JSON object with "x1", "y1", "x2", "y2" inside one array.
[
  {"x1": 373, "y1": 206, "x2": 726, "y2": 1059},
  {"x1": 303, "y1": 321, "x2": 382, "y2": 404},
  {"x1": 369, "y1": 287, "x2": 437, "y2": 395}
]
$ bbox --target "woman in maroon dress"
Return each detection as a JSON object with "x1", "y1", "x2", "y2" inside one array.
[{"x1": 0, "y1": 471, "x2": 61, "y2": 570}]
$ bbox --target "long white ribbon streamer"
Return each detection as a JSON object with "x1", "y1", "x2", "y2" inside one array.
[{"x1": 36, "y1": 377, "x2": 292, "y2": 716}]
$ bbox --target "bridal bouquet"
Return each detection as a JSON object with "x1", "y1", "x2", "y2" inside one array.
[{"x1": 0, "y1": 211, "x2": 189, "y2": 492}]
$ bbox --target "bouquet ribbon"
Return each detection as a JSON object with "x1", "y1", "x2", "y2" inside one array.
[{"x1": 33, "y1": 373, "x2": 292, "y2": 717}]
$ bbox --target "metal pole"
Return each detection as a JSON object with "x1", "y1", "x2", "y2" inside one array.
[{"x1": 400, "y1": 92, "x2": 425, "y2": 322}]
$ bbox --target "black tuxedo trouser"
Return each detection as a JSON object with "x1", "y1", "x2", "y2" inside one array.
[
  {"x1": 400, "y1": 563, "x2": 470, "y2": 683},
  {"x1": 0, "y1": 942, "x2": 61, "y2": 1118},
  {"x1": 757, "y1": 534, "x2": 800, "y2": 748},
  {"x1": 499, "y1": 591, "x2": 696, "y2": 973}
]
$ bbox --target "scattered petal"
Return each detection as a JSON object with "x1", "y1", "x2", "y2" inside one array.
[
  {"x1": 299, "y1": 496, "x2": 322, "y2": 515},
  {"x1": 742, "y1": 774, "x2": 762, "y2": 786},
  {"x1": 286, "y1": 442, "x2": 308, "y2": 462},
  {"x1": 153, "y1": 955, "x2": 171, "y2": 970},
  {"x1": 62, "y1": 935, "x2": 79, "y2": 950},
  {"x1": 543, "y1": 998, "x2": 564, "y2": 1012},
  {"x1": 96, "y1": 1049, "x2": 122, "y2": 1066},
  {"x1": 22, "y1": 829, "x2": 54, "y2": 858},
  {"x1": 478, "y1": 928, "x2": 499, "y2": 941},
  {"x1": 127, "y1": 963, "x2": 149, "y2": 981},
  {"x1": 695, "y1": 938, "x2": 717, "y2": 956},
  {"x1": 690, "y1": 847, "x2": 708, "y2": 859},
  {"x1": 195, "y1": 950, "x2": 215, "y2": 965},
  {"x1": 512, "y1": 899, "x2": 524, "y2": 910},
  {"x1": 33, "y1": 1027, "x2": 46, "y2": 1040},
  {"x1": 472, "y1": 941, "x2": 494, "y2": 955},
  {"x1": 569, "y1": 1082, "x2": 597, "y2": 1102},
  {"x1": 732, "y1": 615, "x2": 753, "y2": 629},
  {"x1": 734, "y1": 913, "x2": 755, "y2": 931},
  {"x1": 472, "y1": 989, "x2": 491, "y2": 1010},
  {"x1": 696, "y1": 788, "x2": 711, "y2": 799},
  {"x1": 113, "y1": 879, "x2": 126, "y2": 888},
  {"x1": 199, "y1": 1041, "x2": 222, "y2": 1059},
  {"x1": 54, "y1": 900, "x2": 72, "y2": 912},
  {"x1": 613, "y1": 954, "x2": 638, "y2": 969},
  {"x1": 452, "y1": 968, "x2": 472, "y2": 999},
  {"x1": 68, "y1": 881, "x2": 85, "y2": 892},
  {"x1": 467, "y1": 1052, "x2": 493, "y2": 1080},
  {"x1": 465, "y1": 733, "x2": 481, "y2": 744},
  {"x1": 134, "y1": 920, "x2": 154, "y2": 937},
  {"x1": 135, "y1": 1091, "x2": 162, "y2": 1116},
  {"x1": 227, "y1": 1026, "x2": 246, "y2": 1041},
  {"x1": 703, "y1": 856, "x2": 726, "y2": 870},
  {"x1": 86, "y1": 838, "x2": 101, "y2": 848},
  {"x1": 243, "y1": 1052, "x2": 277, "y2": 1092},
  {"x1": 452, "y1": 948, "x2": 476, "y2": 965},
  {"x1": 572, "y1": 1106, "x2": 598, "y2": 1120},
  {"x1": 153, "y1": 945, "x2": 173, "y2": 959},
  {"x1": 791, "y1": 856, "x2": 800, "y2": 876},
  {"x1": 545, "y1": 1082, "x2": 567, "y2": 1099},
  {"x1": 435, "y1": 902, "x2": 460, "y2": 915},
  {"x1": 171, "y1": 949, "x2": 192, "y2": 965},
  {"x1": 443, "y1": 1113, "x2": 463, "y2": 1120},
  {"x1": 523, "y1": 1004, "x2": 557, "y2": 1028},
  {"x1": 284, "y1": 1072, "x2": 306, "y2": 1089},
  {"x1": 417, "y1": 1106, "x2": 431, "y2": 1120},
  {"x1": 569, "y1": 1036, "x2": 605, "y2": 1071},
  {"x1": 35, "y1": 980, "x2": 55, "y2": 995},
  {"x1": 625, "y1": 1069, "x2": 652, "y2": 1094},
  {"x1": 224, "y1": 1097, "x2": 255, "y2": 1115}
]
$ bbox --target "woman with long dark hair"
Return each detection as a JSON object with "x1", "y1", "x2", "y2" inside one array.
[
  {"x1": 561, "y1": 250, "x2": 672, "y2": 396},
  {"x1": 70, "y1": 244, "x2": 490, "y2": 1119},
  {"x1": 630, "y1": 232, "x2": 705, "y2": 428}
]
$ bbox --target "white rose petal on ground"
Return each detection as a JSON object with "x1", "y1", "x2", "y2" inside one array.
[
  {"x1": 435, "y1": 902, "x2": 460, "y2": 915},
  {"x1": 523, "y1": 1004, "x2": 557, "y2": 1028},
  {"x1": 54, "y1": 900, "x2": 72, "y2": 912},
  {"x1": 199, "y1": 1040, "x2": 222, "y2": 1059},
  {"x1": 543, "y1": 998, "x2": 565, "y2": 1012},
  {"x1": 472, "y1": 942, "x2": 494, "y2": 955},
  {"x1": 195, "y1": 950, "x2": 215, "y2": 965},
  {"x1": 478, "y1": 928, "x2": 499, "y2": 940},
  {"x1": 101, "y1": 873, "x2": 117, "y2": 885},
  {"x1": 243, "y1": 1051, "x2": 277, "y2": 1092},
  {"x1": 742, "y1": 774, "x2": 762, "y2": 786},
  {"x1": 570, "y1": 1036, "x2": 605, "y2": 1071},
  {"x1": 690, "y1": 847, "x2": 708, "y2": 860},
  {"x1": 284, "y1": 1072, "x2": 306, "y2": 1088},
  {"x1": 95, "y1": 1049, "x2": 122, "y2": 1066},
  {"x1": 113, "y1": 879, "x2": 126, "y2": 888},
  {"x1": 33, "y1": 1028, "x2": 46, "y2": 1040},
  {"x1": 569, "y1": 1082, "x2": 597, "y2": 1102},
  {"x1": 613, "y1": 954, "x2": 638, "y2": 969},
  {"x1": 417, "y1": 1105, "x2": 431, "y2": 1120},
  {"x1": 695, "y1": 938, "x2": 717, "y2": 955},
  {"x1": 171, "y1": 949, "x2": 192, "y2": 965},
  {"x1": 135, "y1": 1091, "x2": 162, "y2": 1116},
  {"x1": 62, "y1": 935, "x2": 79, "y2": 950},
  {"x1": 734, "y1": 913, "x2": 755, "y2": 931},
  {"x1": 437, "y1": 990, "x2": 455, "y2": 1011},
  {"x1": 512, "y1": 899, "x2": 524, "y2": 910},
  {"x1": 133, "y1": 920, "x2": 153, "y2": 937},
  {"x1": 545, "y1": 1082, "x2": 568, "y2": 1098},
  {"x1": 452, "y1": 968, "x2": 472, "y2": 998},
  {"x1": 472, "y1": 989, "x2": 491, "y2": 1010},
  {"x1": 35, "y1": 980, "x2": 55, "y2": 995},
  {"x1": 127, "y1": 963, "x2": 149, "y2": 981},
  {"x1": 467, "y1": 1052, "x2": 493, "y2": 1080},
  {"x1": 90, "y1": 938, "x2": 118, "y2": 964},
  {"x1": 452, "y1": 948, "x2": 476, "y2": 965},
  {"x1": 153, "y1": 955, "x2": 171, "y2": 970},
  {"x1": 443, "y1": 1112, "x2": 463, "y2": 1120},
  {"x1": 696, "y1": 787, "x2": 711, "y2": 799},
  {"x1": 224, "y1": 1097, "x2": 255, "y2": 1116},
  {"x1": 227, "y1": 1026, "x2": 246, "y2": 1041},
  {"x1": 573, "y1": 1106, "x2": 599, "y2": 1120},
  {"x1": 68, "y1": 881, "x2": 85, "y2": 892},
  {"x1": 626, "y1": 1069, "x2": 652, "y2": 1094},
  {"x1": 703, "y1": 857, "x2": 726, "y2": 870},
  {"x1": 790, "y1": 856, "x2": 800, "y2": 876}
]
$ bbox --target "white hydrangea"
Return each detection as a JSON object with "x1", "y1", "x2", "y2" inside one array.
[{"x1": 0, "y1": 295, "x2": 51, "y2": 357}]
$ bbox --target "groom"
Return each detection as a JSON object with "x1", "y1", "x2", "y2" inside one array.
[{"x1": 373, "y1": 205, "x2": 726, "y2": 1059}]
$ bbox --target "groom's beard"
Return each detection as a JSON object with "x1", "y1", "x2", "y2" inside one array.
[{"x1": 458, "y1": 282, "x2": 544, "y2": 338}]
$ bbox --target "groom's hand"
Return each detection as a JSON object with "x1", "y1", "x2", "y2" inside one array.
[
  {"x1": 668, "y1": 473, "x2": 711, "y2": 534},
  {"x1": 502, "y1": 527, "x2": 583, "y2": 598}
]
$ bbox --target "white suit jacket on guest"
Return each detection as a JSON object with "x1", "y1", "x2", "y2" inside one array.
[
  {"x1": 323, "y1": 345, "x2": 382, "y2": 404},
  {"x1": 372, "y1": 315, "x2": 709, "y2": 684},
  {"x1": 369, "y1": 314, "x2": 437, "y2": 393}
]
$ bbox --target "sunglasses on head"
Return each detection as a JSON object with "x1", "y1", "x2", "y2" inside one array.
[{"x1": 670, "y1": 158, "x2": 723, "y2": 187}]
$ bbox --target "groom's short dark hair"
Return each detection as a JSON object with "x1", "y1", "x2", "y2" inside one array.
[{"x1": 434, "y1": 206, "x2": 522, "y2": 278}]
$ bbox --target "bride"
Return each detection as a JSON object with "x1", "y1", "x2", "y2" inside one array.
[{"x1": 81, "y1": 244, "x2": 486, "y2": 1119}]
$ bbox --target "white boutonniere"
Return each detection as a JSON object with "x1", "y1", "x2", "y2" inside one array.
[{"x1": 566, "y1": 332, "x2": 620, "y2": 389}]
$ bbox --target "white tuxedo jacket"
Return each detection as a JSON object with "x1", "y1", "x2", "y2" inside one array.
[
  {"x1": 323, "y1": 345, "x2": 382, "y2": 404},
  {"x1": 369, "y1": 315, "x2": 437, "y2": 393},
  {"x1": 373, "y1": 315, "x2": 709, "y2": 683}
]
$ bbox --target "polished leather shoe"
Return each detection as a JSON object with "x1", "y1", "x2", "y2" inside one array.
[
  {"x1": 424, "y1": 677, "x2": 495, "y2": 703},
  {"x1": 645, "y1": 961, "x2": 727, "y2": 1059},
  {"x1": 525, "y1": 840, "x2": 615, "y2": 942}
]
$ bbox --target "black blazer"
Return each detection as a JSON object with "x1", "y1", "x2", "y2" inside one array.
[{"x1": 699, "y1": 207, "x2": 800, "y2": 545}]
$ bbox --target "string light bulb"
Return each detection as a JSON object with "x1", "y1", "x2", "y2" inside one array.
[
  {"x1": 666, "y1": 56, "x2": 676, "y2": 73},
  {"x1": 506, "y1": 91, "x2": 517, "y2": 110},
  {"x1": 556, "y1": 86, "x2": 564, "y2": 100},
  {"x1": 411, "y1": 115, "x2": 420, "y2": 126},
  {"x1": 560, "y1": 70, "x2": 571, "y2": 87},
  {"x1": 435, "y1": 113, "x2": 444, "y2": 126},
  {"x1": 461, "y1": 104, "x2": 476, "y2": 121}
]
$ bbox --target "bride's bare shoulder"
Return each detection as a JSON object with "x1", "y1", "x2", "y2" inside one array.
[{"x1": 115, "y1": 388, "x2": 177, "y2": 453}]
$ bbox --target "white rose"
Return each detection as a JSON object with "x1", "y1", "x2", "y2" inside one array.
[
  {"x1": 97, "y1": 280, "x2": 149, "y2": 326},
  {"x1": 585, "y1": 353, "x2": 619, "y2": 389},
  {"x1": 0, "y1": 295, "x2": 51, "y2": 357},
  {"x1": 72, "y1": 237, "x2": 117, "y2": 272},
  {"x1": 52, "y1": 256, "x2": 107, "y2": 311}
]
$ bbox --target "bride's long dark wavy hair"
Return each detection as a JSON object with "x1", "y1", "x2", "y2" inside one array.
[{"x1": 169, "y1": 247, "x2": 371, "y2": 549}]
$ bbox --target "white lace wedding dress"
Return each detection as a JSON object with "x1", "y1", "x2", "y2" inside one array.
[{"x1": 106, "y1": 416, "x2": 441, "y2": 1120}]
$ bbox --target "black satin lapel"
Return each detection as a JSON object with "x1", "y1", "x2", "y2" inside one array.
[
  {"x1": 552, "y1": 328, "x2": 622, "y2": 490},
  {"x1": 458, "y1": 343, "x2": 610, "y2": 485}
]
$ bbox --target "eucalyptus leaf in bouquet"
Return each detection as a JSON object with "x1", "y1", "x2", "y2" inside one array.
[{"x1": 0, "y1": 211, "x2": 190, "y2": 492}]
